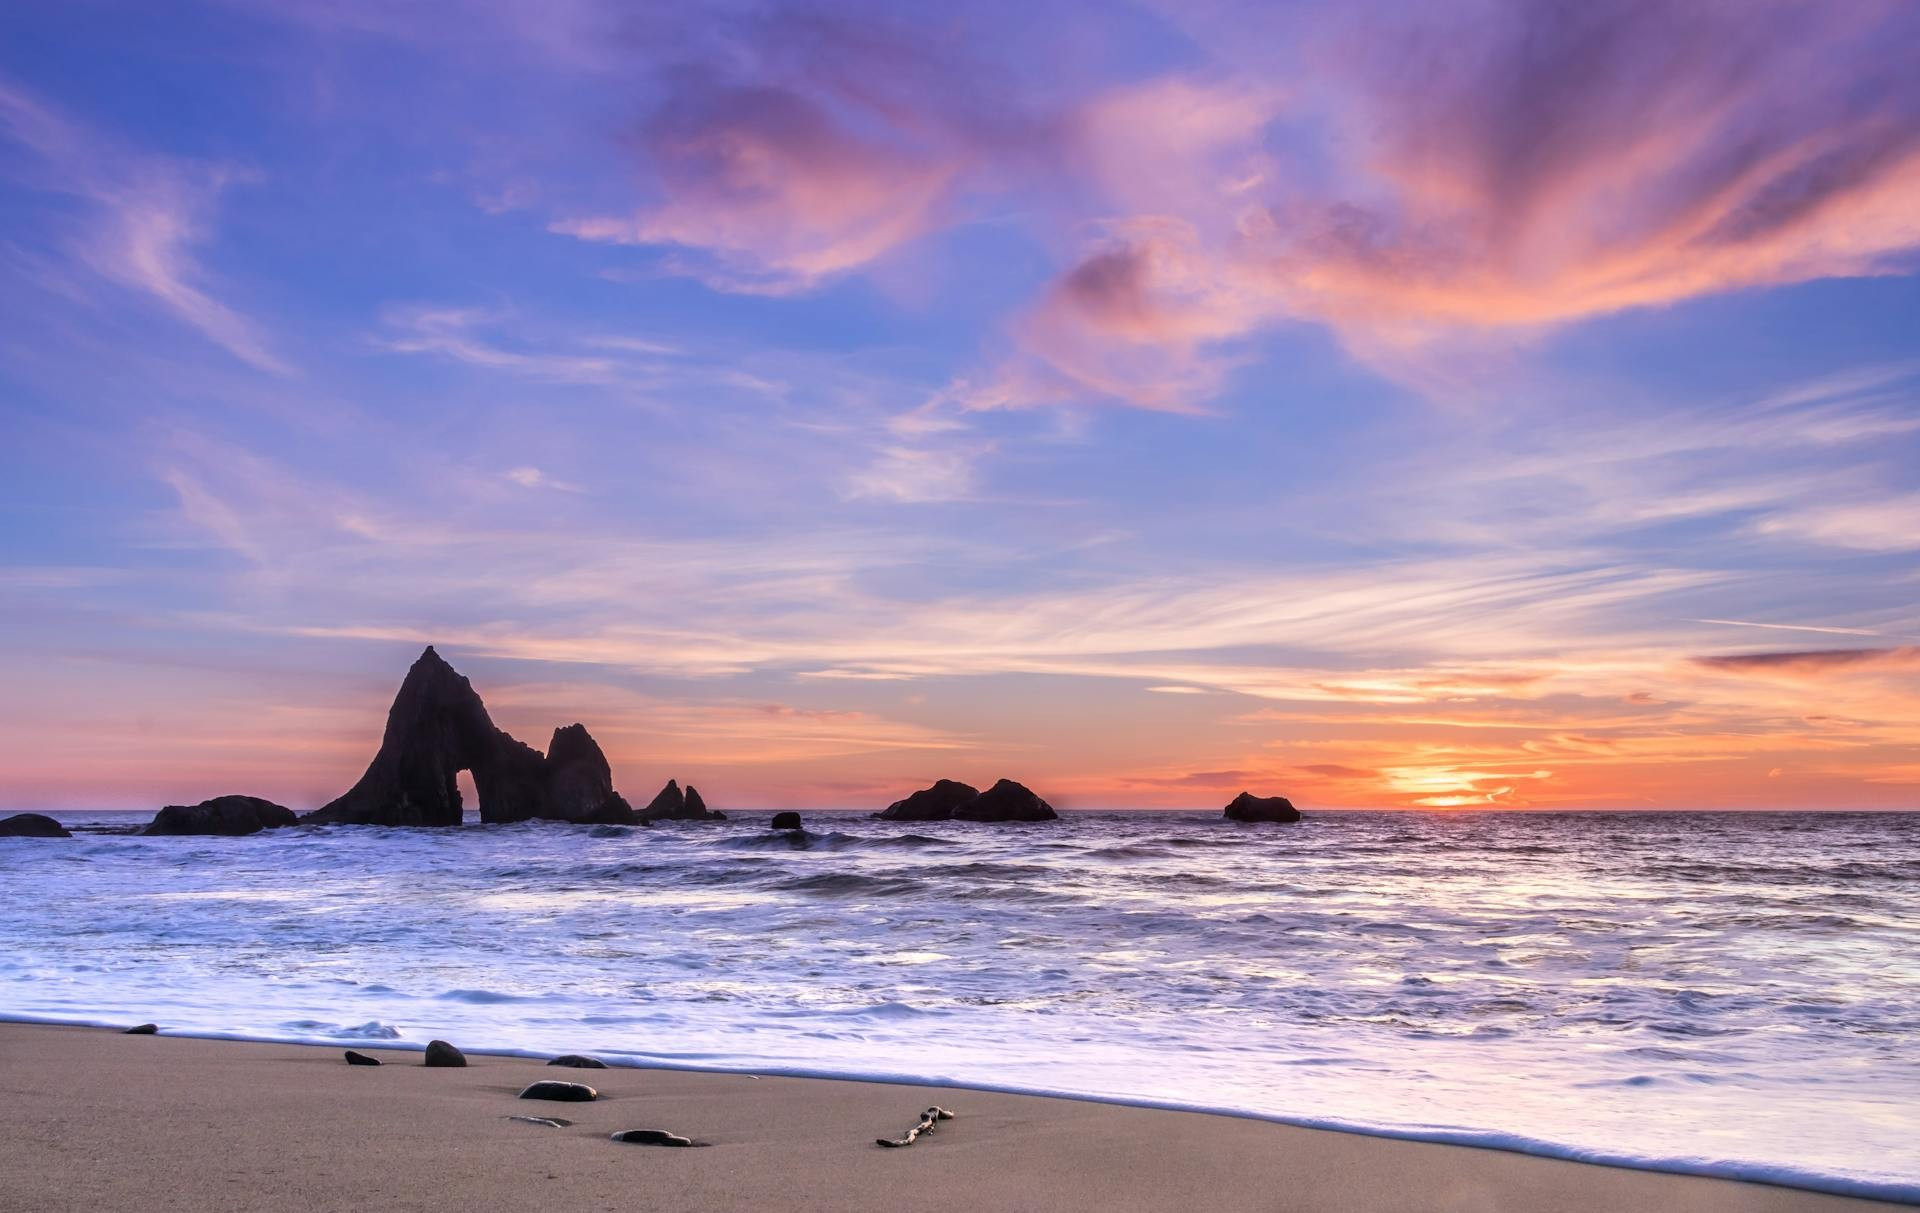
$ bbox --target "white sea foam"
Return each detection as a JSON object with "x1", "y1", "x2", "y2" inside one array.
[{"x1": 3, "y1": 809, "x2": 1917, "y2": 1202}]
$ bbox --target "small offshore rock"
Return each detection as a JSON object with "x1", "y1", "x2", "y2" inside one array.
[
  {"x1": 124, "y1": 1023, "x2": 158, "y2": 1035},
  {"x1": 875, "y1": 779, "x2": 979, "y2": 822},
  {"x1": 519, "y1": 1080, "x2": 597, "y2": 1102},
  {"x1": 423, "y1": 1039, "x2": 467, "y2": 1068},
  {"x1": 145, "y1": 795, "x2": 297, "y2": 836},
  {"x1": 611, "y1": 1129, "x2": 703, "y2": 1147},
  {"x1": 952, "y1": 779, "x2": 1057, "y2": 822},
  {"x1": 0, "y1": 813, "x2": 71, "y2": 838},
  {"x1": 344, "y1": 1050, "x2": 382, "y2": 1066},
  {"x1": 508, "y1": 1115, "x2": 572, "y2": 1128},
  {"x1": 547, "y1": 1054, "x2": 607, "y2": 1069},
  {"x1": 769, "y1": 811, "x2": 803, "y2": 831},
  {"x1": 1222, "y1": 791, "x2": 1301, "y2": 823}
]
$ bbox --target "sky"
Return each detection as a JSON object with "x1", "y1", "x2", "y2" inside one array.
[{"x1": 2, "y1": 0, "x2": 1918, "y2": 813}]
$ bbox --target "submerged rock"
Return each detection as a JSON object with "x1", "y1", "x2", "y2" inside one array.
[
  {"x1": 875, "y1": 780, "x2": 980, "y2": 821},
  {"x1": 344, "y1": 1050, "x2": 382, "y2": 1066},
  {"x1": 769, "y1": 811, "x2": 803, "y2": 831},
  {"x1": 1223, "y1": 792, "x2": 1301, "y2": 823},
  {"x1": 124, "y1": 1024, "x2": 158, "y2": 1035},
  {"x1": 518, "y1": 1080, "x2": 597, "y2": 1102},
  {"x1": 145, "y1": 795, "x2": 297, "y2": 837},
  {"x1": 547, "y1": 1054, "x2": 607, "y2": 1069},
  {"x1": 423, "y1": 1039, "x2": 467, "y2": 1068},
  {"x1": 611, "y1": 1129, "x2": 704, "y2": 1147},
  {"x1": 953, "y1": 779, "x2": 1057, "y2": 822},
  {"x1": 0, "y1": 813, "x2": 70, "y2": 838},
  {"x1": 638, "y1": 779, "x2": 726, "y2": 822},
  {"x1": 300, "y1": 647, "x2": 640, "y2": 827}
]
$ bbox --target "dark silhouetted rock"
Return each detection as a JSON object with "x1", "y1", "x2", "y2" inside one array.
[
  {"x1": 954, "y1": 779, "x2": 1057, "y2": 822},
  {"x1": 770, "y1": 811, "x2": 803, "y2": 831},
  {"x1": 547, "y1": 1054, "x2": 607, "y2": 1069},
  {"x1": 0, "y1": 813, "x2": 70, "y2": 838},
  {"x1": 683, "y1": 786, "x2": 724, "y2": 820},
  {"x1": 520, "y1": 724, "x2": 637, "y2": 826},
  {"x1": 638, "y1": 779, "x2": 726, "y2": 822},
  {"x1": 875, "y1": 780, "x2": 980, "y2": 821},
  {"x1": 344, "y1": 1050, "x2": 382, "y2": 1066},
  {"x1": 423, "y1": 1039, "x2": 467, "y2": 1068},
  {"x1": 145, "y1": 795, "x2": 297, "y2": 837},
  {"x1": 1223, "y1": 792, "x2": 1301, "y2": 823},
  {"x1": 124, "y1": 1024, "x2": 158, "y2": 1035},
  {"x1": 640, "y1": 779, "x2": 684, "y2": 821},
  {"x1": 301, "y1": 647, "x2": 640, "y2": 828},
  {"x1": 611, "y1": 1129, "x2": 704, "y2": 1147},
  {"x1": 519, "y1": 1080, "x2": 597, "y2": 1102}
]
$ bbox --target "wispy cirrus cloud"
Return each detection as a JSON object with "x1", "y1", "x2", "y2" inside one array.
[{"x1": 0, "y1": 80, "x2": 289, "y2": 375}]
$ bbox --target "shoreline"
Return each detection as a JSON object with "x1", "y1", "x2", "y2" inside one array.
[{"x1": 1, "y1": 1021, "x2": 1911, "y2": 1210}]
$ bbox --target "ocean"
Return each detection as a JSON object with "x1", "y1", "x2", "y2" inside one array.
[{"x1": 3, "y1": 809, "x2": 1915, "y2": 1202}]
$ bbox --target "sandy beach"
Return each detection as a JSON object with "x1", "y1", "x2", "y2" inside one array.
[{"x1": 0, "y1": 1024, "x2": 1903, "y2": 1213}]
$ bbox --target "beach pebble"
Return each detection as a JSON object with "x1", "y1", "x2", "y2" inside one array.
[
  {"x1": 423, "y1": 1040, "x2": 467, "y2": 1068},
  {"x1": 124, "y1": 1024, "x2": 158, "y2": 1035},
  {"x1": 344, "y1": 1050, "x2": 382, "y2": 1066},
  {"x1": 547, "y1": 1054, "x2": 607, "y2": 1069},
  {"x1": 518, "y1": 1080, "x2": 597, "y2": 1102},
  {"x1": 611, "y1": 1129, "x2": 704, "y2": 1147},
  {"x1": 508, "y1": 1115, "x2": 572, "y2": 1128}
]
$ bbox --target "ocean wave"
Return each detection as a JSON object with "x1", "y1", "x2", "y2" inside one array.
[
  {"x1": 279, "y1": 1019, "x2": 402, "y2": 1039},
  {"x1": 773, "y1": 872, "x2": 931, "y2": 898}
]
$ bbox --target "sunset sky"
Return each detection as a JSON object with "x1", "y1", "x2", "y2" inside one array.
[{"x1": 3, "y1": 0, "x2": 1918, "y2": 812}]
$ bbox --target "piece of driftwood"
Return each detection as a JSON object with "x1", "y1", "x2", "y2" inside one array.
[{"x1": 876, "y1": 1106, "x2": 955, "y2": 1147}]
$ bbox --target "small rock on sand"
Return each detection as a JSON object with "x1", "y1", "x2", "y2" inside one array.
[
  {"x1": 344, "y1": 1050, "x2": 382, "y2": 1066},
  {"x1": 124, "y1": 1024, "x2": 158, "y2": 1035},
  {"x1": 611, "y1": 1129, "x2": 704, "y2": 1147},
  {"x1": 519, "y1": 1080, "x2": 597, "y2": 1102},
  {"x1": 423, "y1": 1040, "x2": 467, "y2": 1068},
  {"x1": 547, "y1": 1054, "x2": 607, "y2": 1069},
  {"x1": 508, "y1": 1115, "x2": 572, "y2": 1128}
]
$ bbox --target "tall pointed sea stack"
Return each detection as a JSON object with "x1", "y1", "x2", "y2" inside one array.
[{"x1": 303, "y1": 647, "x2": 636, "y2": 827}]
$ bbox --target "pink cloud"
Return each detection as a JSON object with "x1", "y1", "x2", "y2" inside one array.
[
  {"x1": 985, "y1": 1, "x2": 1920, "y2": 406},
  {"x1": 555, "y1": 78, "x2": 965, "y2": 294}
]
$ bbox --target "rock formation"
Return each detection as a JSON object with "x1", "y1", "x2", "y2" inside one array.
[
  {"x1": 875, "y1": 778, "x2": 1057, "y2": 822},
  {"x1": 301, "y1": 647, "x2": 639, "y2": 827},
  {"x1": 770, "y1": 811, "x2": 803, "y2": 831},
  {"x1": 875, "y1": 779, "x2": 980, "y2": 821},
  {"x1": 0, "y1": 812, "x2": 71, "y2": 838},
  {"x1": 954, "y1": 779, "x2": 1057, "y2": 822},
  {"x1": 637, "y1": 779, "x2": 726, "y2": 822},
  {"x1": 1223, "y1": 792, "x2": 1301, "y2": 823},
  {"x1": 146, "y1": 795, "x2": 297, "y2": 836}
]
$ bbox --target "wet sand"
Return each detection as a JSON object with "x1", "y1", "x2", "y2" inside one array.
[{"x1": 0, "y1": 1023, "x2": 1903, "y2": 1212}]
